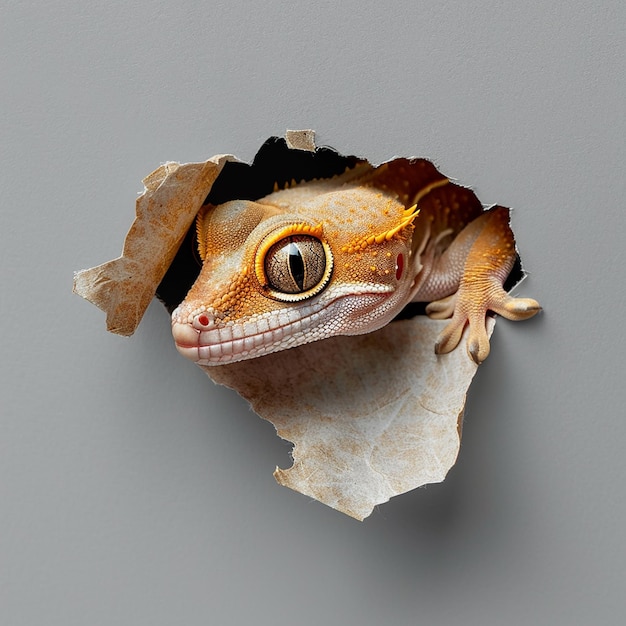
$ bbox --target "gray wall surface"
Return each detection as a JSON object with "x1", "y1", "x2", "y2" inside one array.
[{"x1": 2, "y1": 1, "x2": 625, "y2": 624}]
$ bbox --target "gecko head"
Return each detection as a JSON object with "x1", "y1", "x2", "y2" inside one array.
[{"x1": 171, "y1": 185, "x2": 419, "y2": 365}]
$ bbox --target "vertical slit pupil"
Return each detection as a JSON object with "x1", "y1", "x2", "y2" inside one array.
[{"x1": 287, "y1": 242, "x2": 305, "y2": 290}]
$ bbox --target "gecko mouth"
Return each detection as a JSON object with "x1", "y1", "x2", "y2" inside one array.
[{"x1": 172, "y1": 290, "x2": 392, "y2": 365}]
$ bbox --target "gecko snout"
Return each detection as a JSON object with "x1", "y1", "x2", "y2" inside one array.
[{"x1": 171, "y1": 310, "x2": 218, "y2": 364}]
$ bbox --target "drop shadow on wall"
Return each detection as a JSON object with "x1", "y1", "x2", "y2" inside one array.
[{"x1": 347, "y1": 331, "x2": 530, "y2": 591}]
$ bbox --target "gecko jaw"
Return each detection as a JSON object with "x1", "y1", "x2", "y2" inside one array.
[{"x1": 171, "y1": 285, "x2": 395, "y2": 365}]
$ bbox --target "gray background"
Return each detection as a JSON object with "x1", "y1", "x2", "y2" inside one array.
[{"x1": 2, "y1": 1, "x2": 625, "y2": 624}]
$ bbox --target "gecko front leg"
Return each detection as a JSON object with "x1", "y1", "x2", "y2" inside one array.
[{"x1": 421, "y1": 207, "x2": 541, "y2": 364}]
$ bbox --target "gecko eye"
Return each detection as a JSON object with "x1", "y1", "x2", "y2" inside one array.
[{"x1": 260, "y1": 235, "x2": 333, "y2": 302}]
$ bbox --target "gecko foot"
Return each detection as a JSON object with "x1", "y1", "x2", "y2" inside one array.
[
  {"x1": 424, "y1": 207, "x2": 541, "y2": 364},
  {"x1": 427, "y1": 285, "x2": 541, "y2": 364}
]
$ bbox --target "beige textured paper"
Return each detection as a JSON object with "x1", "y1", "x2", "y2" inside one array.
[
  {"x1": 208, "y1": 317, "x2": 494, "y2": 520},
  {"x1": 73, "y1": 155, "x2": 235, "y2": 335},
  {"x1": 285, "y1": 129, "x2": 316, "y2": 152}
]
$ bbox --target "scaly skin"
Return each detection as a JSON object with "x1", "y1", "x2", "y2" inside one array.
[{"x1": 171, "y1": 159, "x2": 540, "y2": 365}]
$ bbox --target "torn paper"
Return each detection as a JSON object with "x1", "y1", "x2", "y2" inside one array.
[
  {"x1": 285, "y1": 129, "x2": 316, "y2": 151},
  {"x1": 209, "y1": 316, "x2": 494, "y2": 520},
  {"x1": 73, "y1": 156, "x2": 236, "y2": 335}
]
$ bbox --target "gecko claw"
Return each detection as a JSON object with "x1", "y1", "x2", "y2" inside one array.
[{"x1": 467, "y1": 328, "x2": 490, "y2": 364}]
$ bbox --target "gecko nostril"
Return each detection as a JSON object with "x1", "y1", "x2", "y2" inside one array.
[{"x1": 193, "y1": 312, "x2": 213, "y2": 330}]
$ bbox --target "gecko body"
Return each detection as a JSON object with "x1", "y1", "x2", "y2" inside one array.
[{"x1": 172, "y1": 158, "x2": 540, "y2": 365}]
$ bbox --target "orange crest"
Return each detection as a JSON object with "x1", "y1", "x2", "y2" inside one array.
[{"x1": 341, "y1": 204, "x2": 419, "y2": 254}]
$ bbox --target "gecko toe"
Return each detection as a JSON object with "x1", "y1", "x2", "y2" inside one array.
[
  {"x1": 434, "y1": 316, "x2": 466, "y2": 355},
  {"x1": 436, "y1": 313, "x2": 491, "y2": 364},
  {"x1": 499, "y1": 296, "x2": 542, "y2": 321},
  {"x1": 426, "y1": 294, "x2": 457, "y2": 319},
  {"x1": 467, "y1": 323, "x2": 490, "y2": 364}
]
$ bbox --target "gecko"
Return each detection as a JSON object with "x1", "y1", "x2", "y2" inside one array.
[{"x1": 171, "y1": 158, "x2": 540, "y2": 366}]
